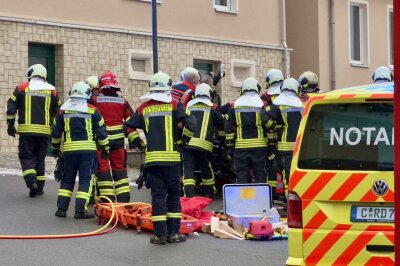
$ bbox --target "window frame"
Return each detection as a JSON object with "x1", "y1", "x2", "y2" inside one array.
[
  {"x1": 128, "y1": 49, "x2": 153, "y2": 81},
  {"x1": 213, "y1": 0, "x2": 239, "y2": 14},
  {"x1": 348, "y1": 0, "x2": 370, "y2": 66},
  {"x1": 230, "y1": 59, "x2": 255, "y2": 87},
  {"x1": 387, "y1": 5, "x2": 394, "y2": 68}
]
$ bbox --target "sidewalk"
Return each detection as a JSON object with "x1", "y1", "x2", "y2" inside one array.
[{"x1": 0, "y1": 152, "x2": 140, "y2": 182}]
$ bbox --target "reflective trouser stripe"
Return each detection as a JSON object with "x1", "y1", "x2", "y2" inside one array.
[
  {"x1": 167, "y1": 212, "x2": 182, "y2": 219},
  {"x1": 115, "y1": 186, "x2": 130, "y2": 195},
  {"x1": 23, "y1": 169, "x2": 36, "y2": 176},
  {"x1": 99, "y1": 189, "x2": 115, "y2": 196},
  {"x1": 114, "y1": 178, "x2": 129, "y2": 186},
  {"x1": 58, "y1": 189, "x2": 73, "y2": 198},
  {"x1": 76, "y1": 191, "x2": 90, "y2": 200},
  {"x1": 97, "y1": 181, "x2": 114, "y2": 186},
  {"x1": 202, "y1": 178, "x2": 215, "y2": 186},
  {"x1": 183, "y1": 179, "x2": 196, "y2": 186},
  {"x1": 152, "y1": 215, "x2": 167, "y2": 222},
  {"x1": 36, "y1": 176, "x2": 46, "y2": 181}
]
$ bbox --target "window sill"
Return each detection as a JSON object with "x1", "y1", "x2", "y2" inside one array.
[
  {"x1": 129, "y1": 72, "x2": 152, "y2": 81},
  {"x1": 350, "y1": 62, "x2": 370, "y2": 68},
  {"x1": 214, "y1": 7, "x2": 238, "y2": 14},
  {"x1": 231, "y1": 81, "x2": 243, "y2": 87},
  {"x1": 136, "y1": 0, "x2": 163, "y2": 3}
]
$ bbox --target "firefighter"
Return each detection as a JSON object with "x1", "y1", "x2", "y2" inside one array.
[
  {"x1": 182, "y1": 83, "x2": 225, "y2": 198},
  {"x1": 126, "y1": 72, "x2": 196, "y2": 245},
  {"x1": 200, "y1": 67, "x2": 225, "y2": 108},
  {"x1": 225, "y1": 78, "x2": 269, "y2": 184},
  {"x1": 90, "y1": 71, "x2": 135, "y2": 203},
  {"x1": 372, "y1": 66, "x2": 393, "y2": 84},
  {"x1": 262, "y1": 68, "x2": 284, "y2": 105},
  {"x1": 86, "y1": 76, "x2": 100, "y2": 96},
  {"x1": 298, "y1": 71, "x2": 320, "y2": 103},
  {"x1": 52, "y1": 81, "x2": 109, "y2": 218},
  {"x1": 6, "y1": 64, "x2": 61, "y2": 197},
  {"x1": 171, "y1": 67, "x2": 200, "y2": 107},
  {"x1": 265, "y1": 78, "x2": 303, "y2": 190}
]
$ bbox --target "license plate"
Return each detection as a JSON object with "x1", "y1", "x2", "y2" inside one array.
[{"x1": 351, "y1": 206, "x2": 394, "y2": 223}]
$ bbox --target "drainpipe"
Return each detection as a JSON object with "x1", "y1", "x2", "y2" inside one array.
[
  {"x1": 280, "y1": 0, "x2": 290, "y2": 78},
  {"x1": 329, "y1": 0, "x2": 336, "y2": 90}
]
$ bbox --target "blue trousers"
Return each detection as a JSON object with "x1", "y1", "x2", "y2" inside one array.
[{"x1": 57, "y1": 152, "x2": 96, "y2": 213}]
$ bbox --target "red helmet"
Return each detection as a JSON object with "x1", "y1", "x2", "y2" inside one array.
[{"x1": 99, "y1": 71, "x2": 119, "y2": 90}]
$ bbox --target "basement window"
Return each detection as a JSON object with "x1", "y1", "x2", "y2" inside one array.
[
  {"x1": 231, "y1": 59, "x2": 255, "y2": 87},
  {"x1": 129, "y1": 49, "x2": 153, "y2": 81}
]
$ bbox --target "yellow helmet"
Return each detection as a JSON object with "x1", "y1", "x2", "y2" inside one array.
[{"x1": 85, "y1": 76, "x2": 99, "y2": 89}]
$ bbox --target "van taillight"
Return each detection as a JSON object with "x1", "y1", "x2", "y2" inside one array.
[{"x1": 287, "y1": 190, "x2": 303, "y2": 228}]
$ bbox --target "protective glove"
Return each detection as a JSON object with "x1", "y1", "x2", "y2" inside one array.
[
  {"x1": 175, "y1": 140, "x2": 184, "y2": 153},
  {"x1": 7, "y1": 125, "x2": 17, "y2": 137},
  {"x1": 101, "y1": 147, "x2": 110, "y2": 160},
  {"x1": 129, "y1": 138, "x2": 147, "y2": 151},
  {"x1": 52, "y1": 148, "x2": 61, "y2": 158}
]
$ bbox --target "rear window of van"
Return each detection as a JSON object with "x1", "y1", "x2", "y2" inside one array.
[{"x1": 298, "y1": 102, "x2": 393, "y2": 171}]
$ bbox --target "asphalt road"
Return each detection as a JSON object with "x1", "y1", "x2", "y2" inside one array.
[{"x1": 0, "y1": 174, "x2": 288, "y2": 266}]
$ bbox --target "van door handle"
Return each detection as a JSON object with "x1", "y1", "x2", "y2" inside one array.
[{"x1": 366, "y1": 245, "x2": 394, "y2": 252}]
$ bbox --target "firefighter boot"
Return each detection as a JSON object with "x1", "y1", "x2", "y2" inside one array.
[
  {"x1": 74, "y1": 212, "x2": 95, "y2": 219},
  {"x1": 29, "y1": 183, "x2": 38, "y2": 198},
  {"x1": 167, "y1": 233, "x2": 186, "y2": 243},
  {"x1": 183, "y1": 185, "x2": 195, "y2": 198},
  {"x1": 55, "y1": 207, "x2": 67, "y2": 218},
  {"x1": 150, "y1": 235, "x2": 167, "y2": 245},
  {"x1": 36, "y1": 188, "x2": 44, "y2": 196},
  {"x1": 203, "y1": 185, "x2": 215, "y2": 199}
]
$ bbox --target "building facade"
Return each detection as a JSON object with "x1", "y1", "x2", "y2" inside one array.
[
  {"x1": 0, "y1": 0, "x2": 289, "y2": 152},
  {"x1": 287, "y1": 0, "x2": 393, "y2": 91}
]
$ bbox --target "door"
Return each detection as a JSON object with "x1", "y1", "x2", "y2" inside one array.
[{"x1": 28, "y1": 43, "x2": 55, "y2": 85}]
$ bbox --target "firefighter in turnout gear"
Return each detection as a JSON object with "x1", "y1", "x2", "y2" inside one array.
[
  {"x1": 6, "y1": 64, "x2": 61, "y2": 197},
  {"x1": 171, "y1": 67, "x2": 201, "y2": 107},
  {"x1": 182, "y1": 83, "x2": 225, "y2": 198},
  {"x1": 298, "y1": 71, "x2": 320, "y2": 103},
  {"x1": 90, "y1": 71, "x2": 135, "y2": 203},
  {"x1": 225, "y1": 78, "x2": 269, "y2": 184},
  {"x1": 265, "y1": 78, "x2": 303, "y2": 191},
  {"x1": 261, "y1": 68, "x2": 284, "y2": 105},
  {"x1": 126, "y1": 72, "x2": 196, "y2": 245},
  {"x1": 52, "y1": 81, "x2": 109, "y2": 219}
]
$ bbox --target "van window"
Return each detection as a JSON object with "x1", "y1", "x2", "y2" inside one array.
[{"x1": 298, "y1": 103, "x2": 393, "y2": 171}]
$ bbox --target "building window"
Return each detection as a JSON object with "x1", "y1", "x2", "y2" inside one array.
[
  {"x1": 214, "y1": 0, "x2": 239, "y2": 13},
  {"x1": 128, "y1": 49, "x2": 153, "y2": 81},
  {"x1": 388, "y1": 6, "x2": 393, "y2": 67},
  {"x1": 231, "y1": 59, "x2": 255, "y2": 87},
  {"x1": 349, "y1": 1, "x2": 369, "y2": 65}
]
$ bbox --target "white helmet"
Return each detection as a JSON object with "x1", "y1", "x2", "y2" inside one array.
[
  {"x1": 281, "y1": 78, "x2": 301, "y2": 94},
  {"x1": 26, "y1": 64, "x2": 47, "y2": 80},
  {"x1": 265, "y1": 69, "x2": 284, "y2": 88},
  {"x1": 241, "y1": 78, "x2": 261, "y2": 94},
  {"x1": 69, "y1": 81, "x2": 92, "y2": 99},
  {"x1": 85, "y1": 76, "x2": 99, "y2": 89},
  {"x1": 149, "y1": 72, "x2": 172, "y2": 92},
  {"x1": 195, "y1": 83, "x2": 212, "y2": 99},
  {"x1": 298, "y1": 71, "x2": 319, "y2": 93},
  {"x1": 372, "y1": 66, "x2": 393, "y2": 83}
]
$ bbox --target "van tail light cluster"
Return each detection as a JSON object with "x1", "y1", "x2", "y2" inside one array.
[{"x1": 287, "y1": 190, "x2": 303, "y2": 228}]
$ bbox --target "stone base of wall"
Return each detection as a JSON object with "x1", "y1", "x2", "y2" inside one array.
[{"x1": 0, "y1": 20, "x2": 285, "y2": 152}]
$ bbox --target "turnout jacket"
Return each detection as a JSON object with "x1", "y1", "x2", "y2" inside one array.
[
  {"x1": 265, "y1": 104, "x2": 303, "y2": 152},
  {"x1": 225, "y1": 104, "x2": 269, "y2": 150},
  {"x1": 185, "y1": 103, "x2": 225, "y2": 153},
  {"x1": 52, "y1": 104, "x2": 109, "y2": 153},
  {"x1": 90, "y1": 94, "x2": 135, "y2": 148},
  {"x1": 6, "y1": 82, "x2": 61, "y2": 137},
  {"x1": 126, "y1": 99, "x2": 196, "y2": 167},
  {"x1": 171, "y1": 81, "x2": 195, "y2": 107}
]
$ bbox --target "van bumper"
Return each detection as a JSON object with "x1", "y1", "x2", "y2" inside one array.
[{"x1": 286, "y1": 228, "x2": 305, "y2": 266}]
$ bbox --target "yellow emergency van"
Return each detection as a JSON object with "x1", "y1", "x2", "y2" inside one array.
[{"x1": 286, "y1": 82, "x2": 394, "y2": 266}]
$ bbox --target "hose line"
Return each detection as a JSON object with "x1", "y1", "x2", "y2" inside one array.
[{"x1": 0, "y1": 196, "x2": 118, "y2": 240}]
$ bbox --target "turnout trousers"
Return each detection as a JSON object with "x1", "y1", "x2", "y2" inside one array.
[
  {"x1": 147, "y1": 165, "x2": 182, "y2": 238},
  {"x1": 182, "y1": 149, "x2": 215, "y2": 198},
  {"x1": 234, "y1": 148, "x2": 267, "y2": 184},
  {"x1": 57, "y1": 152, "x2": 96, "y2": 213},
  {"x1": 277, "y1": 151, "x2": 292, "y2": 190},
  {"x1": 18, "y1": 136, "x2": 48, "y2": 190},
  {"x1": 96, "y1": 144, "x2": 130, "y2": 202}
]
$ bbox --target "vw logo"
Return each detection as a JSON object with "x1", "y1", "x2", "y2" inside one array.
[{"x1": 372, "y1": 180, "x2": 389, "y2": 196}]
